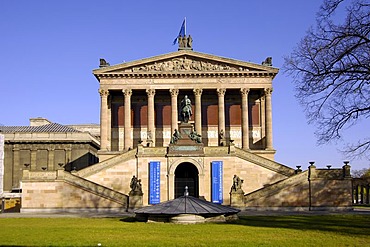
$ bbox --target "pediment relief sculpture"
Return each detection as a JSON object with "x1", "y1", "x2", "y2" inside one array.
[{"x1": 121, "y1": 57, "x2": 250, "y2": 73}]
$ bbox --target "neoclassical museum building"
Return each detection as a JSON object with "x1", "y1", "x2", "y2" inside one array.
[{"x1": 10, "y1": 36, "x2": 352, "y2": 212}]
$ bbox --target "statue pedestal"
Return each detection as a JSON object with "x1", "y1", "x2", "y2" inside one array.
[
  {"x1": 129, "y1": 191, "x2": 143, "y2": 209},
  {"x1": 230, "y1": 191, "x2": 245, "y2": 207},
  {"x1": 178, "y1": 123, "x2": 195, "y2": 145},
  {"x1": 168, "y1": 123, "x2": 204, "y2": 156}
]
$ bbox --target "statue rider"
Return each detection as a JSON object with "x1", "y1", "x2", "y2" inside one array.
[{"x1": 180, "y1": 95, "x2": 192, "y2": 123}]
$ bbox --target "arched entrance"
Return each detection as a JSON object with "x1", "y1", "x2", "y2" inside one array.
[{"x1": 175, "y1": 162, "x2": 199, "y2": 198}]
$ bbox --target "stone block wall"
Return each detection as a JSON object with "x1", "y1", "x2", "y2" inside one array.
[
  {"x1": 83, "y1": 147, "x2": 288, "y2": 205},
  {"x1": 21, "y1": 180, "x2": 126, "y2": 213},
  {"x1": 244, "y1": 166, "x2": 353, "y2": 210},
  {"x1": 21, "y1": 169, "x2": 128, "y2": 213}
]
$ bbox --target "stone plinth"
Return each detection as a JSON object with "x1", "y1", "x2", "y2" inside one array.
[
  {"x1": 177, "y1": 123, "x2": 196, "y2": 145},
  {"x1": 168, "y1": 123, "x2": 204, "y2": 156},
  {"x1": 171, "y1": 214, "x2": 205, "y2": 224},
  {"x1": 129, "y1": 191, "x2": 143, "y2": 209},
  {"x1": 230, "y1": 191, "x2": 245, "y2": 207}
]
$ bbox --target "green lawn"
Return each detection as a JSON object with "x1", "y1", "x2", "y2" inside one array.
[{"x1": 0, "y1": 214, "x2": 369, "y2": 246}]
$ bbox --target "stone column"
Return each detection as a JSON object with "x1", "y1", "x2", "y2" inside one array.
[
  {"x1": 123, "y1": 89, "x2": 132, "y2": 150},
  {"x1": 12, "y1": 146, "x2": 20, "y2": 188},
  {"x1": 264, "y1": 88, "x2": 273, "y2": 150},
  {"x1": 107, "y1": 95, "x2": 112, "y2": 151},
  {"x1": 168, "y1": 173, "x2": 175, "y2": 200},
  {"x1": 31, "y1": 148, "x2": 37, "y2": 170},
  {"x1": 99, "y1": 89, "x2": 109, "y2": 151},
  {"x1": 48, "y1": 147, "x2": 55, "y2": 170},
  {"x1": 217, "y1": 88, "x2": 226, "y2": 141},
  {"x1": 65, "y1": 146, "x2": 72, "y2": 170},
  {"x1": 193, "y1": 88, "x2": 203, "y2": 135},
  {"x1": 169, "y1": 89, "x2": 179, "y2": 134},
  {"x1": 241, "y1": 88, "x2": 250, "y2": 150},
  {"x1": 146, "y1": 89, "x2": 156, "y2": 147}
]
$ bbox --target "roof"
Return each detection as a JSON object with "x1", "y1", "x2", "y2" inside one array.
[
  {"x1": 0, "y1": 123, "x2": 81, "y2": 133},
  {"x1": 134, "y1": 195, "x2": 240, "y2": 216},
  {"x1": 93, "y1": 50, "x2": 279, "y2": 80}
]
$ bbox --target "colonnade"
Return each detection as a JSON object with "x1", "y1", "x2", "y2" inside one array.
[
  {"x1": 99, "y1": 88, "x2": 274, "y2": 151},
  {"x1": 353, "y1": 182, "x2": 370, "y2": 205}
]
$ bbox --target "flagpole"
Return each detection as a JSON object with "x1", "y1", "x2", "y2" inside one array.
[{"x1": 184, "y1": 17, "x2": 187, "y2": 36}]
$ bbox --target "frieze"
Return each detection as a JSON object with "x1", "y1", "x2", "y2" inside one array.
[
  {"x1": 170, "y1": 145, "x2": 202, "y2": 152},
  {"x1": 29, "y1": 171, "x2": 57, "y2": 180},
  {"x1": 123, "y1": 57, "x2": 249, "y2": 73}
]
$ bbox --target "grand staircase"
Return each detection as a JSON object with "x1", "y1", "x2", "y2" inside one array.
[
  {"x1": 75, "y1": 149, "x2": 137, "y2": 178},
  {"x1": 60, "y1": 171, "x2": 128, "y2": 207},
  {"x1": 234, "y1": 148, "x2": 295, "y2": 176}
]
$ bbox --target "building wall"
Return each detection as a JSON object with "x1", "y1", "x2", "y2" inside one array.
[
  {"x1": 19, "y1": 147, "x2": 353, "y2": 210},
  {"x1": 243, "y1": 167, "x2": 352, "y2": 209},
  {"x1": 83, "y1": 152, "x2": 287, "y2": 206},
  {"x1": 21, "y1": 180, "x2": 125, "y2": 212},
  {"x1": 3, "y1": 141, "x2": 99, "y2": 192}
]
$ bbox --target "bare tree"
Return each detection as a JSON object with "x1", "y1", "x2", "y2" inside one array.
[
  {"x1": 283, "y1": 0, "x2": 370, "y2": 160},
  {"x1": 352, "y1": 168, "x2": 370, "y2": 179}
]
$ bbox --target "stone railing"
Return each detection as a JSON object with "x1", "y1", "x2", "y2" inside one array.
[
  {"x1": 22, "y1": 170, "x2": 57, "y2": 180},
  {"x1": 137, "y1": 146, "x2": 167, "y2": 157},
  {"x1": 61, "y1": 171, "x2": 128, "y2": 206},
  {"x1": 204, "y1": 146, "x2": 229, "y2": 156},
  {"x1": 314, "y1": 169, "x2": 343, "y2": 179},
  {"x1": 76, "y1": 149, "x2": 137, "y2": 178},
  {"x1": 22, "y1": 169, "x2": 128, "y2": 208},
  {"x1": 235, "y1": 148, "x2": 295, "y2": 176},
  {"x1": 244, "y1": 170, "x2": 308, "y2": 201}
]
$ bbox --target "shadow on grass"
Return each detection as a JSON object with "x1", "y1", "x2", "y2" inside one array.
[
  {"x1": 231, "y1": 215, "x2": 370, "y2": 236},
  {"x1": 120, "y1": 217, "x2": 138, "y2": 222}
]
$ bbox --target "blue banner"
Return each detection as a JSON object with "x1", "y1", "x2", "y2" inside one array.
[
  {"x1": 149, "y1": 161, "x2": 160, "y2": 204},
  {"x1": 211, "y1": 161, "x2": 223, "y2": 204}
]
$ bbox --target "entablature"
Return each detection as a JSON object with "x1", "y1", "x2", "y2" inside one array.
[
  {"x1": 95, "y1": 71, "x2": 277, "y2": 80},
  {"x1": 93, "y1": 50, "x2": 279, "y2": 82}
]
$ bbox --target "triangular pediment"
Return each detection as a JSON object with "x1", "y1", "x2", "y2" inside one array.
[{"x1": 93, "y1": 50, "x2": 278, "y2": 76}]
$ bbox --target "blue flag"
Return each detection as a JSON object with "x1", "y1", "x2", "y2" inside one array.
[{"x1": 173, "y1": 18, "x2": 186, "y2": 45}]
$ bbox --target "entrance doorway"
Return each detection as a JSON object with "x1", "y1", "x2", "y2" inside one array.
[{"x1": 174, "y1": 162, "x2": 199, "y2": 198}]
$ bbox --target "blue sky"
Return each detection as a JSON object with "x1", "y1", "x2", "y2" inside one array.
[{"x1": 1, "y1": 0, "x2": 368, "y2": 170}]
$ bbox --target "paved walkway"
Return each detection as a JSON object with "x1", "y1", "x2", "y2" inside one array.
[{"x1": 1, "y1": 208, "x2": 369, "y2": 218}]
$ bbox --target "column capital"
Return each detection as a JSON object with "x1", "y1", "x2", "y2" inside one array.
[
  {"x1": 264, "y1": 88, "x2": 273, "y2": 95},
  {"x1": 240, "y1": 88, "x2": 250, "y2": 95},
  {"x1": 217, "y1": 88, "x2": 226, "y2": 96},
  {"x1": 193, "y1": 88, "x2": 203, "y2": 96},
  {"x1": 169, "y1": 89, "x2": 179, "y2": 97},
  {"x1": 123, "y1": 89, "x2": 132, "y2": 97},
  {"x1": 99, "y1": 89, "x2": 109, "y2": 97},
  {"x1": 146, "y1": 89, "x2": 156, "y2": 97}
]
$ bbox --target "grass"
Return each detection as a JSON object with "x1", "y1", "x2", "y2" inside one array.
[{"x1": 0, "y1": 214, "x2": 369, "y2": 246}]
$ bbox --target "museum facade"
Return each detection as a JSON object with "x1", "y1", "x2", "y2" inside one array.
[{"x1": 17, "y1": 37, "x2": 353, "y2": 212}]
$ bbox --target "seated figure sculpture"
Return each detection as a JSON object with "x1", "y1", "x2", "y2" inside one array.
[{"x1": 170, "y1": 129, "x2": 182, "y2": 144}]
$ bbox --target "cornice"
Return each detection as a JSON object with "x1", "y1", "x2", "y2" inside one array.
[{"x1": 95, "y1": 71, "x2": 277, "y2": 79}]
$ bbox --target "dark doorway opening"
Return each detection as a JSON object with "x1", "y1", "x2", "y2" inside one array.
[{"x1": 175, "y1": 162, "x2": 199, "y2": 198}]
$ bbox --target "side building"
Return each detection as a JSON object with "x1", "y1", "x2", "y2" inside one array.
[{"x1": 0, "y1": 118, "x2": 99, "y2": 212}]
